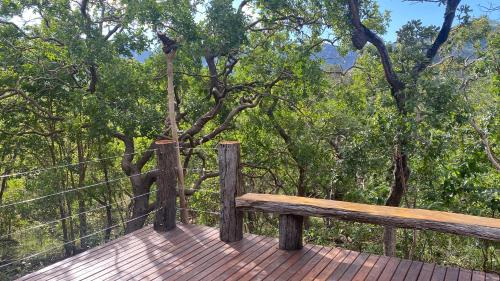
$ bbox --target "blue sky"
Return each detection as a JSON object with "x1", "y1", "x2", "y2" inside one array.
[
  {"x1": 377, "y1": 0, "x2": 499, "y2": 42},
  {"x1": 232, "y1": 0, "x2": 499, "y2": 43}
]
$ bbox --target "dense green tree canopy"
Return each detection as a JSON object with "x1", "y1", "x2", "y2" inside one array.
[{"x1": 0, "y1": 0, "x2": 498, "y2": 279}]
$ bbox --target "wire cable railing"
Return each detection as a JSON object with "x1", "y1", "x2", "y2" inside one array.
[
  {"x1": 0, "y1": 170, "x2": 157, "y2": 209},
  {"x1": 0, "y1": 206, "x2": 163, "y2": 270},
  {"x1": 0, "y1": 149, "x2": 158, "y2": 180},
  {"x1": 0, "y1": 188, "x2": 158, "y2": 240}
]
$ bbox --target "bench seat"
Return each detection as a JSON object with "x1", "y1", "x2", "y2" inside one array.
[{"x1": 236, "y1": 193, "x2": 500, "y2": 241}]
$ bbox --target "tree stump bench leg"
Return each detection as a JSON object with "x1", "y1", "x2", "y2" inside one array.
[{"x1": 279, "y1": 214, "x2": 303, "y2": 250}]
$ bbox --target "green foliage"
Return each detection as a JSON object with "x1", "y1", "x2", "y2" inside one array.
[{"x1": 0, "y1": 1, "x2": 499, "y2": 279}]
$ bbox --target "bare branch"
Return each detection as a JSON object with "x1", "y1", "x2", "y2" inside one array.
[
  {"x1": 197, "y1": 95, "x2": 263, "y2": 145},
  {"x1": 469, "y1": 119, "x2": 500, "y2": 171},
  {"x1": 413, "y1": 0, "x2": 461, "y2": 74},
  {"x1": 347, "y1": 0, "x2": 405, "y2": 94},
  {"x1": 104, "y1": 24, "x2": 122, "y2": 41},
  {"x1": 180, "y1": 100, "x2": 224, "y2": 141},
  {"x1": 193, "y1": 172, "x2": 219, "y2": 190}
]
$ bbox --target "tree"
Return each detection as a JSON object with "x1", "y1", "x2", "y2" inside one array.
[{"x1": 344, "y1": 0, "x2": 462, "y2": 256}]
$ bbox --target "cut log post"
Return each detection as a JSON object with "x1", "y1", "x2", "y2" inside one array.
[
  {"x1": 218, "y1": 141, "x2": 243, "y2": 242},
  {"x1": 279, "y1": 214, "x2": 303, "y2": 250},
  {"x1": 154, "y1": 140, "x2": 178, "y2": 231}
]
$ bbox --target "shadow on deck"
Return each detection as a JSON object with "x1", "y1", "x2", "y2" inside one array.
[{"x1": 18, "y1": 224, "x2": 499, "y2": 281}]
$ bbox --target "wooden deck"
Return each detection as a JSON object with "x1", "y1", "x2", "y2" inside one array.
[{"x1": 18, "y1": 224, "x2": 499, "y2": 281}]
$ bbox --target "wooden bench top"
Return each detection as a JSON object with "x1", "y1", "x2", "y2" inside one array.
[{"x1": 235, "y1": 193, "x2": 500, "y2": 241}]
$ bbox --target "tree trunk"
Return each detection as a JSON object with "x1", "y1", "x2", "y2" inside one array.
[
  {"x1": 0, "y1": 175, "x2": 7, "y2": 204},
  {"x1": 114, "y1": 133, "x2": 157, "y2": 234},
  {"x1": 297, "y1": 166, "x2": 307, "y2": 197},
  {"x1": 76, "y1": 140, "x2": 88, "y2": 248},
  {"x1": 66, "y1": 196, "x2": 76, "y2": 249},
  {"x1": 77, "y1": 194, "x2": 88, "y2": 248},
  {"x1": 125, "y1": 178, "x2": 151, "y2": 234},
  {"x1": 104, "y1": 204, "x2": 113, "y2": 241},
  {"x1": 164, "y1": 46, "x2": 189, "y2": 223},
  {"x1": 383, "y1": 144, "x2": 410, "y2": 256},
  {"x1": 59, "y1": 200, "x2": 73, "y2": 256},
  {"x1": 99, "y1": 144, "x2": 114, "y2": 241}
]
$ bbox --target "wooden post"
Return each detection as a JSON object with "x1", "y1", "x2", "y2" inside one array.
[
  {"x1": 154, "y1": 140, "x2": 178, "y2": 231},
  {"x1": 279, "y1": 214, "x2": 303, "y2": 250},
  {"x1": 218, "y1": 141, "x2": 243, "y2": 242}
]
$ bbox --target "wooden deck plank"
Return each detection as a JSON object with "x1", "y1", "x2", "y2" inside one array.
[
  {"x1": 471, "y1": 271, "x2": 486, "y2": 281},
  {"x1": 432, "y1": 265, "x2": 448, "y2": 281},
  {"x1": 315, "y1": 248, "x2": 351, "y2": 280},
  {"x1": 417, "y1": 263, "x2": 436, "y2": 281},
  {"x1": 377, "y1": 257, "x2": 401, "y2": 281},
  {"x1": 404, "y1": 261, "x2": 424, "y2": 281},
  {"x1": 391, "y1": 259, "x2": 413, "y2": 281},
  {"x1": 114, "y1": 230, "x2": 223, "y2": 281},
  {"x1": 225, "y1": 239, "x2": 279, "y2": 280},
  {"x1": 351, "y1": 255, "x2": 380, "y2": 281},
  {"x1": 17, "y1": 224, "x2": 496, "y2": 281},
  {"x1": 138, "y1": 231, "x2": 234, "y2": 280},
  {"x1": 301, "y1": 247, "x2": 342, "y2": 280},
  {"x1": 238, "y1": 246, "x2": 296, "y2": 281},
  {"x1": 262, "y1": 245, "x2": 314, "y2": 280},
  {"x1": 201, "y1": 237, "x2": 276, "y2": 280},
  {"x1": 49, "y1": 224, "x2": 211, "y2": 281},
  {"x1": 365, "y1": 255, "x2": 391, "y2": 280},
  {"x1": 35, "y1": 227, "x2": 158, "y2": 281},
  {"x1": 288, "y1": 247, "x2": 332, "y2": 281},
  {"x1": 176, "y1": 235, "x2": 267, "y2": 281},
  {"x1": 485, "y1": 273, "x2": 500, "y2": 281},
  {"x1": 67, "y1": 225, "x2": 213, "y2": 281},
  {"x1": 339, "y1": 253, "x2": 370, "y2": 281},
  {"x1": 327, "y1": 250, "x2": 360, "y2": 280},
  {"x1": 214, "y1": 238, "x2": 278, "y2": 280},
  {"x1": 278, "y1": 245, "x2": 324, "y2": 281},
  {"x1": 154, "y1": 235, "x2": 260, "y2": 280},
  {"x1": 36, "y1": 225, "x2": 185, "y2": 281},
  {"x1": 458, "y1": 269, "x2": 473, "y2": 281},
  {"x1": 97, "y1": 227, "x2": 219, "y2": 281},
  {"x1": 70, "y1": 225, "x2": 212, "y2": 280},
  {"x1": 18, "y1": 225, "x2": 154, "y2": 281},
  {"x1": 445, "y1": 267, "x2": 460, "y2": 281}
]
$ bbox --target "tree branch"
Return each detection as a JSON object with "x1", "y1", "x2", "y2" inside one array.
[
  {"x1": 113, "y1": 132, "x2": 135, "y2": 175},
  {"x1": 413, "y1": 0, "x2": 461, "y2": 74},
  {"x1": 197, "y1": 95, "x2": 262, "y2": 145},
  {"x1": 347, "y1": 0, "x2": 405, "y2": 94},
  {"x1": 469, "y1": 119, "x2": 500, "y2": 171}
]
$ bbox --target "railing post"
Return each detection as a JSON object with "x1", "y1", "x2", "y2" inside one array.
[
  {"x1": 218, "y1": 141, "x2": 243, "y2": 242},
  {"x1": 279, "y1": 214, "x2": 303, "y2": 250},
  {"x1": 154, "y1": 140, "x2": 178, "y2": 231}
]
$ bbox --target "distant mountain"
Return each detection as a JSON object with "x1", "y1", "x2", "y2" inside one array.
[
  {"x1": 132, "y1": 45, "x2": 356, "y2": 69},
  {"x1": 313, "y1": 44, "x2": 357, "y2": 70}
]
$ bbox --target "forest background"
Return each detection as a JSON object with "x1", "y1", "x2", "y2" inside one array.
[{"x1": 0, "y1": 0, "x2": 498, "y2": 279}]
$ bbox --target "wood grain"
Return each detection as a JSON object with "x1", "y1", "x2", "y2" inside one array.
[
  {"x1": 218, "y1": 141, "x2": 243, "y2": 242},
  {"x1": 236, "y1": 193, "x2": 500, "y2": 241},
  {"x1": 277, "y1": 245, "x2": 324, "y2": 281},
  {"x1": 154, "y1": 140, "x2": 178, "y2": 231},
  {"x1": 279, "y1": 214, "x2": 303, "y2": 250},
  {"x1": 18, "y1": 224, "x2": 499, "y2": 281}
]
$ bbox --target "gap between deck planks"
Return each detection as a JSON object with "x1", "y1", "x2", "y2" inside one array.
[{"x1": 17, "y1": 224, "x2": 499, "y2": 281}]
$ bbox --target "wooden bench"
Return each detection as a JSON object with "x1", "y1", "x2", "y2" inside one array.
[{"x1": 235, "y1": 193, "x2": 500, "y2": 250}]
